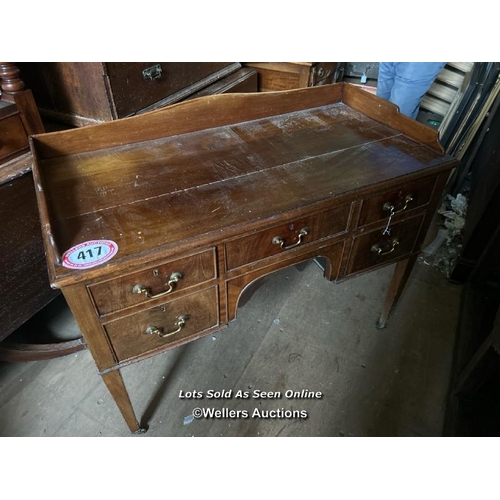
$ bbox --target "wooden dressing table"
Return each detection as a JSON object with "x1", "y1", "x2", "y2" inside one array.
[{"x1": 30, "y1": 83, "x2": 458, "y2": 433}]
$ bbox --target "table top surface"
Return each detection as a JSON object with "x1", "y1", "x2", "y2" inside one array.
[{"x1": 30, "y1": 84, "x2": 456, "y2": 285}]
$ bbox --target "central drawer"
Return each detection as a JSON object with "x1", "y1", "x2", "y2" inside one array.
[
  {"x1": 104, "y1": 287, "x2": 219, "y2": 362},
  {"x1": 89, "y1": 249, "x2": 216, "y2": 315},
  {"x1": 225, "y1": 204, "x2": 351, "y2": 270}
]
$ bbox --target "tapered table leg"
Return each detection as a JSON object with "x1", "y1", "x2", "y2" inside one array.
[
  {"x1": 102, "y1": 370, "x2": 146, "y2": 434},
  {"x1": 377, "y1": 255, "x2": 418, "y2": 329}
]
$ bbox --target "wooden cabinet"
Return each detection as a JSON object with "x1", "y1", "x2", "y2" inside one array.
[
  {"x1": 243, "y1": 62, "x2": 340, "y2": 92},
  {"x1": 29, "y1": 83, "x2": 457, "y2": 432},
  {"x1": 19, "y1": 62, "x2": 257, "y2": 126},
  {"x1": 0, "y1": 63, "x2": 85, "y2": 361}
]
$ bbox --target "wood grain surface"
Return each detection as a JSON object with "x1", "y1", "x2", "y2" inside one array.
[{"x1": 31, "y1": 85, "x2": 453, "y2": 287}]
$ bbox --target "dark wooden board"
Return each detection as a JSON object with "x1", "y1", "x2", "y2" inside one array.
[
  {"x1": 27, "y1": 82, "x2": 460, "y2": 433},
  {"x1": 105, "y1": 62, "x2": 237, "y2": 117},
  {"x1": 0, "y1": 172, "x2": 59, "y2": 341}
]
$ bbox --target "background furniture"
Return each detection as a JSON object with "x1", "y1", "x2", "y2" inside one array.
[
  {"x1": 444, "y1": 96, "x2": 500, "y2": 435},
  {"x1": 19, "y1": 63, "x2": 257, "y2": 127},
  {"x1": 30, "y1": 84, "x2": 457, "y2": 432},
  {"x1": 0, "y1": 62, "x2": 85, "y2": 361},
  {"x1": 0, "y1": 62, "x2": 44, "y2": 165},
  {"x1": 243, "y1": 63, "x2": 340, "y2": 92}
]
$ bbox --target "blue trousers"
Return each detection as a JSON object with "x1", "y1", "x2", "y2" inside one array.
[{"x1": 376, "y1": 62, "x2": 446, "y2": 119}]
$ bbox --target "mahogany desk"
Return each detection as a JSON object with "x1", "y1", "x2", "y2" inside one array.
[{"x1": 30, "y1": 83, "x2": 458, "y2": 433}]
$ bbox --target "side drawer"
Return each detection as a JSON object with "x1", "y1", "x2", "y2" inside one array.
[
  {"x1": 104, "y1": 287, "x2": 219, "y2": 362},
  {"x1": 347, "y1": 214, "x2": 425, "y2": 275},
  {"x1": 357, "y1": 176, "x2": 436, "y2": 228},
  {"x1": 89, "y1": 249, "x2": 216, "y2": 315},
  {"x1": 225, "y1": 204, "x2": 351, "y2": 271}
]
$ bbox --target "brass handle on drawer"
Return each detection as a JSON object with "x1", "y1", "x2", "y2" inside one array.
[
  {"x1": 383, "y1": 195, "x2": 413, "y2": 215},
  {"x1": 145, "y1": 315, "x2": 189, "y2": 338},
  {"x1": 272, "y1": 227, "x2": 309, "y2": 250},
  {"x1": 371, "y1": 238, "x2": 400, "y2": 256},
  {"x1": 132, "y1": 272, "x2": 183, "y2": 299}
]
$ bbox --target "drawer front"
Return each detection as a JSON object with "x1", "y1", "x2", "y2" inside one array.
[
  {"x1": 347, "y1": 214, "x2": 425, "y2": 275},
  {"x1": 357, "y1": 176, "x2": 436, "y2": 228},
  {"x1": 225, "y1": 204, "x2": 351, "y2": 271},
  {"x1": 105, "y1": 287, "x2": 219, "y2": 362},
  {"x1": 105, "y1": 62, "x2": 235, "y2": 117},
  {"x1": 0, "y1": 113, "x2": 29, "y2": 162},
  {"x1": 89, "y1": 249, "x2": 216, "y2": 315}
]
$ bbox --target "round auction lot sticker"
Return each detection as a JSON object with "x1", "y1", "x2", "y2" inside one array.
[{"x1": 62, "y1": 240, "x2": 118, "y2": 269}]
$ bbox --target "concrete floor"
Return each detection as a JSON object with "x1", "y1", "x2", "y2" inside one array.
[{"x1": 0, "y1": 259, "x2": 462, "y2": 437}]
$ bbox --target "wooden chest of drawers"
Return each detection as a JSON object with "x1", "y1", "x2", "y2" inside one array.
[
  {"x1": 20, "y1": 62, "x2": 256, "y2": 126},
  {"x1": 30, "y1": 83, "x2": 458, "y2": 432},
  {"x1": 0, "y1": 105, "x2": 29, "y2": 164}
]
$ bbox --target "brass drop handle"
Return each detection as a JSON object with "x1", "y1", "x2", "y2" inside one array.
[
  {"x1": 371, "y1": 238, "x2": 400, "y2": 256},
  {"x1": 132, "y1": 272, "x2": 183, "y2": 299},
  {"x1": 272, "y1": 227, "x2": 309, "y2": 250},
  {"x1": 145, "y1": 315, "x2": 189, "y2": 338},
  {"x1": 383, "y1": 195, "x2": 413, "y2": 215}
]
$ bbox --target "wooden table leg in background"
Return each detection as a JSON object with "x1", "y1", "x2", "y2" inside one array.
[{"x1": 377, "y1": 255, "x2": 418, "y2": 329}]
